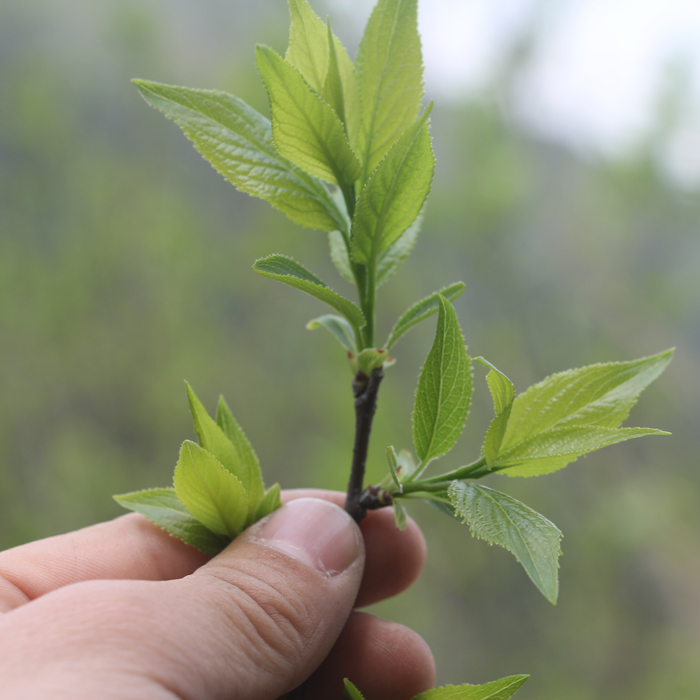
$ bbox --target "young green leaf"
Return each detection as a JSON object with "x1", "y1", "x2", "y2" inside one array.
[
  {"x1": 386, "y1": 446, "x2": 403, "y2": 491},
  {"x1": 396, "y1": 448, "x2": 419, "y2": 481},
  {"x1": 173, "y1": 440, "x2": 248, "y2": 538},
  {"x1": 376, "y1": 210, "x2": 423, "y2": 287},
  {"x1": 351, "y1": 106, "x2": 435, "y2": 264},
  {"x1": 113, "y1": 488, "x2": 228, "y2": 556},
  {"x1": 386, "y1": 282, "x2": 466, "y2": 349},
  {"x1": 474, "y1": 357, "x2": 516, "y2": 469},
  {"x1": 496, "y1": 349, "x2": 673, "y2": 477},
  {"x1": 412, "y1": 675, "x2": 529, "y2": 700},
  {"x1": 214, "y1": 394, "x2": 266, "y2": 520},
  {"x1": 306, "y1": 314, "x2": 357, "y2": 353},
  {"x1": 328, "y1": 230, "x2": 355, "y2": 283},
  {"x1": 285, "y1": 0, "x2": 329, "y2": 93},
  {"x1": 329, "y1": 32, "x2": 361, "y2": 152},
  {"x1": 253, "y1": 483, "x2": 282, "y2": 521},
  {"x1": 355, "y1": 347, "x2": 390, "y2": 374},
  {"x1": 497, "y1": 425, "x2": 669, "y2": 476},
  {"x1": 393, "y1": 500, "x2": 408, "y2": 530},
  {"x1": 323, "y1": 20, "x2": 346, "y2": 125},
  {"x1": 448, "y1": 482, "x2": 562, "y2": 604},
  {"x1": 256, "y1": 45, "x2": 361, "y2": 186},
  {"x1": 132, "y1": 81, "x2": 346, "y2": 233},
  {"x1": 343, "y1": 679, "x2": 366, "y2": 700},
  {"x1": 253, "y1": 254, "x2": 366, "y2": 332},
  {"x1": 412, "y1": 296, "x2": 472, "y2": 464},
  {"x1": 355, "y1": 0, "x2": 424, "y2": 182}
]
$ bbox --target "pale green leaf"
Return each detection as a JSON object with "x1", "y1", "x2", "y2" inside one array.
[
  {"x1": 133, "y1": 80, "x2": 345, "y2": 232},
  {"x1": 496, "y1": 349, "x2": 673, "y2": 476},
  {"x1": 474, "y1": 357, "x2": 516, "y2": 469},
  {"x1": 386, "y1": 446, "x2": 402, "y2": 491},
  {"x1": 285, "y1": 0, "x2": 329, "y2": 93},
  {"x1": 376, "y1": 210, "x2": 423, "y2": 287},
  {"x1": 412, "y1": 675, "x2": 529, "y2": 700},
  {"x1": 253, "y1": 254, "x2": 366, "y2": 332},
  {"x1": 214, "y1": 395, "x2": 266, "y2": 520},
  {"x1": 448, "y1": 482, "x2": 562, "y2": 604},
  {"x1": 343, "y1": 679, "x2": 366, "y2": 700},
  {"x1": 393, "y1": 500, "x2": 408, "y2": 530},
  {"x1": 306, "y1": 314, "x2": 357, "y2": 353},
  {"x1": 501, "y1": 349, "x2": 673, "y2": 448},
  {"x1": 322, "y1": 20, "x2": 346, "y2": 125},
  {"x1": 173, "y1": 441, "x2": 248, "y2": 538},
  {"x1": 113, "y1": 488, "x2": 228, "y2": 556},
  {"x1": 330, "y1": 33, "x2": 361, "y2": 154},
  {"x1": 328, "y1": 230, "x2": 355, "y2": 283},
  {"x1": 256, "y1": 45, "x2": 361, "y2": 185},
  {"x1": 413, "y1": 296, "x2": 472, "y2": 464},
  {"x1": 498, "y1": 426, "x2": 668, "y2": 472},
  {"x1": 396, "y1": 448, "x2": 418, "y2": 481},
  {"x1": 351, "y1": 106, "x2": 434, "y2": 264},
  {"x1": 253, "y1": 483, "x2": 282, "y2": 521},
  {"x1": 355, "y1": 0, "x2": 424, "y2": 182},
  {"x1": 356, "y1": 347, "x2": 390, "y2": 374},
  {"x1": 386, "y1": 282, "x2": 465, "y2": 349}
]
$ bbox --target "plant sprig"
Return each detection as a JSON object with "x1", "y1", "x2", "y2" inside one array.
[{"x1": 116, "y1": 0, "x2": 673, "y2": 695}]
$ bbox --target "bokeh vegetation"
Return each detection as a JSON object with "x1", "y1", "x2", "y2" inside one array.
[{"x1": 1, "y1": 1, "x2": 699, "y2": 698}]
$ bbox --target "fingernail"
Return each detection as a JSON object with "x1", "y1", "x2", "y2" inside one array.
[{"x1": 256, "y1": 498, "x2": 362, "y2": 576}]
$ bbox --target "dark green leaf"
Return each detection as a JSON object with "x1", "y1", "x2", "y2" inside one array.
[
  {"x1": 412, "y1": 675, "x2": 529, "y2": 700},
  {"x1": 448, "y1": 482, "x2": 562, "y2": 604},
  {"x1": 306, "y1": 314, "x2": 357, "y2": 353},
  {"x1": 474, "y1": 357, "x2": 515, "y2": 469},
  {"x1": 351, "y1": 106, "x2": 434, "y2": 264},
  {"x1": 253, "y1": 254, "x2": 366, "y2": 332},
  {"x1": 113, "y1": 488, "x2": 228, "y2": 557},
  {"x1": 386, "y1": 282, "x2": 466, "y2": 349},
  {"x1": 412, "y1": 296, "x2": 472, "y2": 464},
  {"x1": 173, "y1": 440, "x2": 248, "y2": 538},
  {"x1": 133, "y1": 80, "x2": 346, "y2": 232},
  {"x1": 355, "y1": 0, "x2": 424, "y2": 183},
  {"x1": 256, "y1": 45, "x2": 361, "y2": 185}
]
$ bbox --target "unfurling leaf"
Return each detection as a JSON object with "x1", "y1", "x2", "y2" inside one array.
[
  {"x1": 448, "y1": 482, "x2": 562, "y2": 604},
  {"x1": 356, "y1": 347, "x2": 390, "y2": 374},
  {"x1": 393, "y1": 500, "x2": 408, "y2": 530},
  {"x1": 253, "y1": 254, "x2": 366, "y2": 332},
  {"x1": 386, "y1": 282, "x2": 466, "y2": 349},
  {"x1": 351, "y1": 106, "x2": 434, "y2": 265},
  {"x1": 256, "y1": 45, "x2": 361, "y2": 185},
  {"x1": 474, "y1": 357, "x2": 516, "y2": 469},
  {"x1": 386, "y1": 445, "x2": 403, "y2": 491},
  {"x1": 187, "y1": 384, "x2": 264, "y2": 520},
  {"x1": 496, "y1": 349, "x2": 673, "y2": 476},
  {"x1": 253, "y1": 483, "x2": 282, "y2": 521},
  {"x1": 412, "y1": 675, "x2": 529, "y2": 700},
  {"x1": 307, "y1": 314, "x2": 357, "y2": 353},
  {"x1": 132, "y1": 81, "x2": 346, "y2": 232},
  {"x1": 173, "y1": 440, "x2": 248, "y2": 538},
  {"x1": 113, "y1": 488, "x2": 228, "y2": 556},
  {"x1": 413, "y1": 296, "x2": 472, "y2": 464},
  {"x1": 355, "y1": 0, "x2": 424, "y2": 183}
]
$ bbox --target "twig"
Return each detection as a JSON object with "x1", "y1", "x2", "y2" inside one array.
[{"x1": 344, "y1": 366, "x2": 384, "y2": 523}]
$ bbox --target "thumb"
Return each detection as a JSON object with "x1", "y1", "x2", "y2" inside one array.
[
  {"x1": 181, "y1": 497, "x2": 365, "y2": 699},
  {"x1": 0, "y1": 498, "x2": 364, "y2": 700}
]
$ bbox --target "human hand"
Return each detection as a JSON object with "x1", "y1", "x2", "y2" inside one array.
[{"x1": 0, "y1": 490, "x2": 434, "y2": 699}]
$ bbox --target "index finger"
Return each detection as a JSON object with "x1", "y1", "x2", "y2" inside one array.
[{"x1": 0, "y1": 490, "x2": 426, "y2": 612}]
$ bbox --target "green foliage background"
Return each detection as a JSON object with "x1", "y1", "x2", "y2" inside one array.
[{"x1": 1, "y1": 1, "x2": 699, "y2": 698}]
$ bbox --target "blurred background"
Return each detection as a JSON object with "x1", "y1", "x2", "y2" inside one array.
[{"x1": 1, "y1": 0, "x2": 699, "y2": 697}]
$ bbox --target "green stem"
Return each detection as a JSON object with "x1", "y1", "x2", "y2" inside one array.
[{"x1": 400, "y1": 457, "x2": 488, "y2": 495}]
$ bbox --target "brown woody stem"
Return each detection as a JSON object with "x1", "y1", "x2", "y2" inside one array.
[{"x1": 344, "y1": 366, "x2": 385, "y2": 523}]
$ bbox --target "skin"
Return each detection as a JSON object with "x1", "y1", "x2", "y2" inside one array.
[{"x1": 0, "y1": 489, "x2": 435, "y2": 700}]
